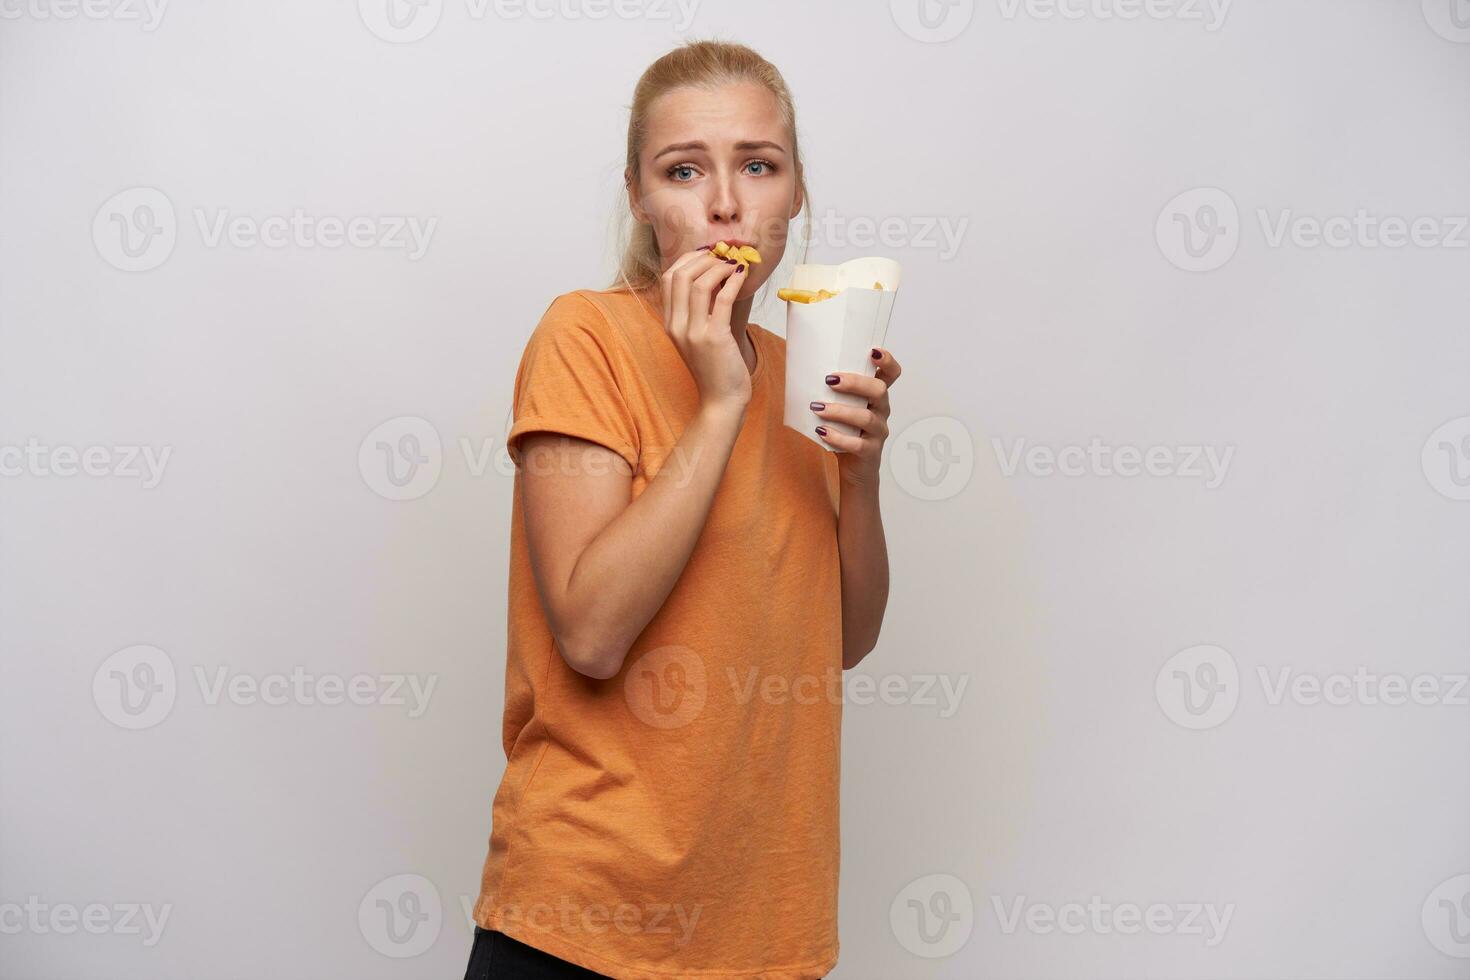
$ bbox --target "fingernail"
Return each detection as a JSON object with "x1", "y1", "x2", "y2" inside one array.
[
  {"x1": 815, "y1": 425, "x2": 828, "y2": 436},
  {"x1": 737, "y1": 264, "x2": 746, "y2": 272},
  {"x1": 723, "y1": 257, "x2": 737, "y2": 264},
  {"x1": 809, "y1": 400, "x2": 825, "y2": 411},
  {"x1": 825, "y1": 374, "x2": 839, "y2": 385},
  {"x1": 696, "y1": 244, "x2": 712, "y2": 251},
  {"x1": 871, "y1": 348, "x2": 882, "y2": 360}
]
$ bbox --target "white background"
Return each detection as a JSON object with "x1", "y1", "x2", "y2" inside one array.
[{"x1": 2, "y1": 0, "x2": 1468, "y2": 977}]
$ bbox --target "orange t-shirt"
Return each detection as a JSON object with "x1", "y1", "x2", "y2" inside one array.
[{"x1": 472, "y1": 286, "x2": 844, "y2": 979}]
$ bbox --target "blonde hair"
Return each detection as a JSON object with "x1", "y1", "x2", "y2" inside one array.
[{"x1": 609, "y1": 39, "x2": 811, "y2": 298}]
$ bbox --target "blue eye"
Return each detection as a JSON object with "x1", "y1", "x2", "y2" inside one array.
[
  {"x1": 667, "y1": 165, "x2": 696, "y2": 182},
  {"x1": 746, "y1": 160, "x2": 775, "y2": 176}
]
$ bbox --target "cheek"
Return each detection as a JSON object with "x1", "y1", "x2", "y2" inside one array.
[{"x1": 639, "y1": 185, "x2": 705, "y2": 250}]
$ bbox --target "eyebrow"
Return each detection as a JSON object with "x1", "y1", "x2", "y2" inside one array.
[{"x1": 653, "y1": 140, "x2": 788, "y2": 160}]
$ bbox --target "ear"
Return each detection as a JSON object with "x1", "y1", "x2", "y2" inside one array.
[
  {"x1": 626, "y1": 168, "x2": 648, "y2": 224},
  {"x1": 788, "y1": 178, "x2": 804, "y2": 220}
]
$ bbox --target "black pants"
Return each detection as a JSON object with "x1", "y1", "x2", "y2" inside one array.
[
  {"x1": 463, "y1": 926, "x2": 611, "y2": 979},
  {"x1": 463, "y1": 923, "x2": 827, "y2": 979}
]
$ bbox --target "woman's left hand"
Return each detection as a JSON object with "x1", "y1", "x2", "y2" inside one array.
[{"x1": 812, "y1": 347, "x2": 902, "y2": 488}]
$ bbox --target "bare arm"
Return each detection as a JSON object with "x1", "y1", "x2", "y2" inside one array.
[
  {"x1": 836, "y1": 479, "x2": 889, "y2": 670},
  {"x1": 810, "y1": 347, "x2": 904, "y2": 670},
  {"x1": 517, "y1": 402, "x2": 745, "y2": 679},
  {"x1": 518, "y1": 249, "x2": 754, "y2": 679}
]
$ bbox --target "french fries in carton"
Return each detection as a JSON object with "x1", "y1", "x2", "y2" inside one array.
[{"x1": 778, "y1": 256, "x2": 902, "y2": 452}]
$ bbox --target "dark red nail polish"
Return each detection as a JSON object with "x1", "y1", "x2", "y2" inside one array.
[
  {"x1": 825, "y1": 374, "x2": 839, "y2": 385},
  {"x1": 697, "y1": 244, "x2": 712, "y2": 251},
  {"x1": 737, "y1": 264, "x2": 746, "y2": 272},
  {"x1": 724, "y1": 257, "x2": 737, "y2": 264},
  {"x1": 871, "y1": 348, "x2": 882, "y2": 360},
  {"x1": 815, "y1": 425, "x2": 828, "y2": 436},
  {"x1": 809, "y1": 400, "x2": 825, "y2": 411}
]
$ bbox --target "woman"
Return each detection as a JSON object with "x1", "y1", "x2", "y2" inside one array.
[{"x1": 465, "y1": 39, "x2": 900, "y2": 980}]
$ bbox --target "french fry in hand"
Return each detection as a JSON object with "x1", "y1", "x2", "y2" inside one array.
[{"x1": 712, "y1": 241, "x2": 762, "y2": 264}]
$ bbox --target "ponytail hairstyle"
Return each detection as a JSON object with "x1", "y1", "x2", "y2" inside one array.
[{"x1": 609, "y1": 39, "x2": 812, "y2": 301}]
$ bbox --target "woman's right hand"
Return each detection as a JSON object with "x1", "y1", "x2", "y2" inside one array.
[{"x1": 659, "y1": 249, "x2": 752, "y2": 413}]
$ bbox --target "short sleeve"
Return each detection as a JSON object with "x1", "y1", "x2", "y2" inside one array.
[{"x1": 505, "y1": 292, "x2": 641, "y2": 473}]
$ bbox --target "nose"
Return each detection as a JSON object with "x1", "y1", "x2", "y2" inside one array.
[{"x1": 707, "y1": 171, "x2": 740, "y2": 227}]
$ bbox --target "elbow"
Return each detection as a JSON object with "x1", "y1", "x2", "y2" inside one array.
[
  {"x1": 842, "y1": 641, "x2": 877, "y2": 671},
  {"x1": 554, "y1": 632, "x2": 629, "y2": 680}
]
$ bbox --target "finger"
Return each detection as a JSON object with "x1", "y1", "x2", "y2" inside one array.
[
  {"x1": 807, "y1": 400, "x2": 888, "y2": 439},
  {"x1": 814, "y1": 424, "x2": 865, "y2": 453},
  {"x1": 668, "y1": 253, "x2": 722, "y2": 338},
  {"x1": 710, "y1": 261, "x2": 748, "y2": 326},
  {"x1": 667, "y1": 246, "x2": 712, "y2": 276},
  {"x1": 823, "y1": 372, "x2": 888, "y2": 403},
  {"x1": 869, "y1": 348, "x2": 903, "y2": 387},
  {"x1": 690, "y1": 258, "x2": 739, "y2": 330},
  {"x1": 661, "y1": 250, "x2": 710, "y2": 326}
]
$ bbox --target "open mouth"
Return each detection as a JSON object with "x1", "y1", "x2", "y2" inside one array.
[{"x1": 706, "y1": 237, "x2": 753, "y2": 250}]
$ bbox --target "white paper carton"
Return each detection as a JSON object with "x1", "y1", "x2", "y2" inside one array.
[{"x1": 781, "y1": 256, "x2": 903, "y2": 452}]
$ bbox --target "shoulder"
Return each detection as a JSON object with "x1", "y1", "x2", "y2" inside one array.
[{"x1": 531, "y1": 288, "x2": 653, "y2": 350}]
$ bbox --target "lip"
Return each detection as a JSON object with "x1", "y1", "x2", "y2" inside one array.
[{"x1": 705, "y1": 237, "x2": 753, "y2": 249}]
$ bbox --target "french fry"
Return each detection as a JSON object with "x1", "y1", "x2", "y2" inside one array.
[
  {"x1": 712, "y1": 241, "x2": 762, "y2": 264},
  {"x1": 778, "y1": 287, "x2": 841, "y2": 304}
]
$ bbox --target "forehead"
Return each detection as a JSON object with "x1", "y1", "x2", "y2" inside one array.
[{"x1": 643, "y1": 82, "x2": 787, "y2": 151}]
